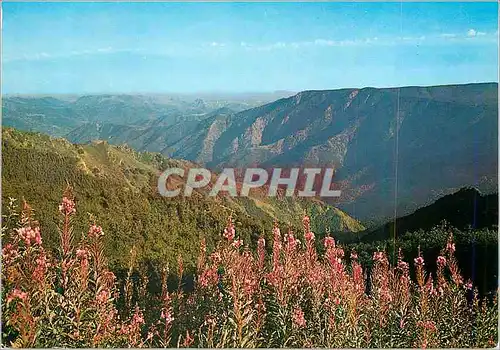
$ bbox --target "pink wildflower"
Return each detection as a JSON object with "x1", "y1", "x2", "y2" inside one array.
[
  {"x1": 2, "y1": 243, "x2": 18, "y2": 263},
  {"x1": 446, "y1": 242, "x2": 456, "y2": 254},
  {"x1": 17, "y1": 226, "x2": 42, "y2": 246},
  {"x1": 437, "y1": 256, "x2": 447, "y2": 267},
  {"x1": 373, "y1": 251, "x2": 385, "y2": 263},
  {"x1": 304, "y1": 231, "x2": 315, "y2": 242},
  {"x1": 324, "y1": 236, "x2": 335, "y2": 249},
  {"x1": 17, "y1": 227, "x2": 31, "y2": 245},
  {"x1": 204, "y1": 315, "x2": 216, "y2": 326},
  {"x1": 223, "y1": 218, "x2": 235, "y2": 241},
  {"x1": 272, "y1": 225, "x2": 281, "y2": 240},
  {"x1": 182, "y1": 330, "x2": 194, "y2": 347},
  {"x1": 414, "y1": 256, "x2": 425, "y2": 266},
  {"x1": 160, "y1": 310, "x2": 174, "y2": 325},
  {"x1": 32, "y1": 254, "x2": 49, "y2": 282},
  {"x1": 398, "y1": 260, "x2": 409, "y2": 271},
  {"x1": 232, "y1": 239, "x2": 243, "y2": 249},
  {"x1": 88, "y1": 225, "x2": 104, "y2": 239},
  {"x1": 34, "y1": 228, "x2": 42, "y2": 245},
  {"x1": 199, "y1": 267, "x2": 218, "y2": 288},
  {"x1": 76, "y1": 249, "x2": 88, "y2": 259},
  {"x1": 285, "y1": 233, "x2": 298, "y2": 251},
  {"x1": 7, "y1": 289, "x2": 28, "y2": 304},
  {"x1": 132, "y1": 306, "x2": 145, "y2": 325},
  {"x1": 418, "y1": 320, "x2": 437, "y2": 332},
  {"x1": 425, "y1": 276, "x2": 435, "y2": 295},
  {"x1": 59, "y1": 197, "x2": 76, "y2": 215},
  {"x1": 292, "y1": 307, "x2": 306, "y2": 328},
  {"x1": 96, "y1": 289, "x2": 110, "y2": 304},
  {"x1": 400, "y1": 318, "x2": 406, "y2": 329}
]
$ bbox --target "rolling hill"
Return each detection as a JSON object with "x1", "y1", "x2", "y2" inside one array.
[{"x1": 1, "y1": 127, "x2": 363, "y2": 271}]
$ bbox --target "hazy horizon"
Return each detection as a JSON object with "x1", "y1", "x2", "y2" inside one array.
[{"x1": 3, "y1": 82, "x2": 498, "y2": 98}]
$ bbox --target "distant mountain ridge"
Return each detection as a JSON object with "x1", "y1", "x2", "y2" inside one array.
[
  {"x1": 3, "y1": 83, "x2": 498, "y2": 224},
  {"x1": 2, "y1": 93, "x2": 287, "y2": 138}
]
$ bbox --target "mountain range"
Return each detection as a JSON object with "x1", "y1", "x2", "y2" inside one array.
[
  {"x1": 3, "y1": 83, "x2": 498, "y2": 224},
  {"x1": 2, "y1": 92, "x2": 293, "y2": 138}
]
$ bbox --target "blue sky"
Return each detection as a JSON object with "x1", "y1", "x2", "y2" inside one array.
[{"x1": 2, "y1": 2, "x2": 498, "y2": 94}]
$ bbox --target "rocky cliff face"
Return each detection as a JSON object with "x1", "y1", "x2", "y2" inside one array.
[{"x1": 165, "y1": 83, "x2": 498, "y2": 223}]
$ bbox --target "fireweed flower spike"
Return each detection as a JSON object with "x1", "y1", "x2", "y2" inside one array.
[
  {"x1": 232, "y1": 239, "x2": 243, "y2": 249},
  {"x1": 464, "y1": 280, "x2": 473, "y2": 290},
  {"x1": 16, "y1": 226, "x2": 42, "y2": 246},
  {"x1": 292, "y1": 307, "x2": 306, "y2": 328},
  {"x1": 373, "y1": 251, "x2": 385, "y2": 263},
  {"x1": 324, "y1": 236, "x2": 335, "y2": 249},
  {"x1": 302, "y1": 215, "x2": 311, "y2": 234},
  {"x1": 2, "y1": 244, "x2": 18, "y2": 266},
  {"x1": 257, "y1": 236, "x2": 266, "y2": 271},
  {"x1": 32, "y1": 254, "x2": 49, "y2": 284},
  {"x1": 88, "y1": 224, "x2": 104, "y2": 239},
  {"x1": 223, "y1": 216, "x2": 235, "y2": 241},
  {"x1": 304, "y1": 230, "x2": 315, "y2": 242},
  {"x1": 414, "y1": 256, "x2": 425, "y2": 266},
  {"x1": 447, "y1": 242, "x2": 456, "y2": 254},
  {"x1": 446, "y1": 232, "x2": 456, "y2": 254},
  {"x1": 59, "y1": 197, "x2": 76, "y2": 216},
  {"x1": 414, "y1": 252, "x2": 426, "y2": 288},
  {"x1": 160, "y1": 309, "x2": 174, "y2": 324},
  {"x1": 59, "y1": 192, "x2": 76, "y2": 257},
  {"x1": 436, "y1": 256, "x2": 447, "y2": 267}
]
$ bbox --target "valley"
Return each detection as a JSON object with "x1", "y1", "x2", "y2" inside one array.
[{"x1": 4, "y1": 83, "x2": 498, "y2": 224}]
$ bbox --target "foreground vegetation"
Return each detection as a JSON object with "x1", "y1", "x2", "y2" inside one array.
[{"x1": 2, "y1": 190, "x2": 497, "y2": 348}]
